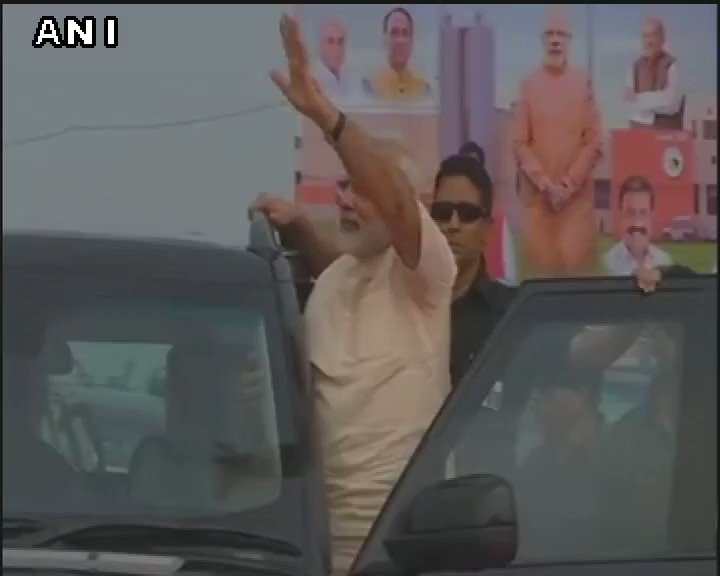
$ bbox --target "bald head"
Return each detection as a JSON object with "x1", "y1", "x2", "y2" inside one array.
[
  {"x1": 542, "y1": 10, "x2": 572, "y2": 70},
  {"x1": 642, "y1": 17, "x2": 666, "y2": 58},
  {"x1": 544, "y1": 10, "x2": 572, "y2": 35},
  {"x1": 319, "y1": 19, "x2": 347, "y2": 76}
]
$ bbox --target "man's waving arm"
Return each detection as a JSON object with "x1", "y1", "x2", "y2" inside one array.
[
  {"x1": 270, "y1": 14, "x2": 426, "y2": 273},
  {"x1": 395, "y1": 200, "x2": 456, "y2": 307}
]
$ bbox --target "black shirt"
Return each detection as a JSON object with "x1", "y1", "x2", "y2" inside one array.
[{"x1": 450, "y1": 276, "x2": 516, "y2": 387}]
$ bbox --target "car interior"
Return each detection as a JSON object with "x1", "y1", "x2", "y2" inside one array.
[
  {"x1": 2, "y1": 300, "x2": 283, "y2": 518},
  {"x1": 445, "y1": 320, "x2": 683, "y2": 562}
]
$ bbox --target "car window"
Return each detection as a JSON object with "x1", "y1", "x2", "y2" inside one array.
[
  {"x1": 3, "y1": 294, "x2": 282, "y2": 518},
  {"x1": 449, "y1": 319, "x2": 685, "y2": 562},
  {"x1": 353, "y1": 281, "x2": 716, "y2": 573}
]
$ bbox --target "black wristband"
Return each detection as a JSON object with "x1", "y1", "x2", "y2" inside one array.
[{"x1": 330, "y1": 111, "x2": 346, "y2": 143}]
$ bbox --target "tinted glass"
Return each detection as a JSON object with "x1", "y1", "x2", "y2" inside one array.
[
  {"x1": 450, "y1": 320, "x2": 685, "y2": 562},
  {"x1": 3, "y1": 278, "x2": 283, "y2": 519}
]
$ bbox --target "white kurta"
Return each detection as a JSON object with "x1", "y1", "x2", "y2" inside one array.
[{"x1": 304, "y1": 203, "x2": 455, "y2": 575}]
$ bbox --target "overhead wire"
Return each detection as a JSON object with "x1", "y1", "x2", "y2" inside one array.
[{"x1": 3, "y1": 100, "x2": 289, "y2": 149}]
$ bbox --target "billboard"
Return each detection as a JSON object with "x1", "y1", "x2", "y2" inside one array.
[{"x1": 294, "y1": 4, "x2": 717, "y2": 282}]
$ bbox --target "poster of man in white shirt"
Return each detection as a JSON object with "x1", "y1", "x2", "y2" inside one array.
[
  {"x1": 604, "y1": 175, "x2": 673, "y2": 276},
  {"x1": 313, "y1": 18, "x2": 358, "y2": 102},
  {"x1": 624, "y1": 17, "x2": 684, "y2": 130}
]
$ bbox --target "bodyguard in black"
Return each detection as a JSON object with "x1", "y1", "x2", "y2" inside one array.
[
  {"x1": 430, "y1": 147, "x2": 515, "y2": 387},
  {"x1": 449, "y1": 268, "x2": 515, "y2": 386}
]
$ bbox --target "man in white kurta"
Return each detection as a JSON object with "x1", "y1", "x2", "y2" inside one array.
[
  {"x1": 305, "y1": 201, "x2": 454, "y2": 573},
  {"x1": 266, "y1": 14, "x2": 456, "y2": 575}
]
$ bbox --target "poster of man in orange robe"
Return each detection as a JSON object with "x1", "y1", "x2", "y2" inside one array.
[{"x1": 513, "y1": 10, "x2": 602, "y2": 277}]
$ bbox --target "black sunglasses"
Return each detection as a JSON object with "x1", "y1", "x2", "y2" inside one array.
[{"x1": 430, "y1": 201, "x2": 490, "y2": 223}]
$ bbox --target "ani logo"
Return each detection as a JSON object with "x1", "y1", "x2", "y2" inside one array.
[{"x1": 32, "y1": 16, "x2": 118, "y2": 48}]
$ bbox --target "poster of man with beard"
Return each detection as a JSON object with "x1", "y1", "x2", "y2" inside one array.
[{"x1": 512, "y1": 9, "x2": 602, "y2": 278}]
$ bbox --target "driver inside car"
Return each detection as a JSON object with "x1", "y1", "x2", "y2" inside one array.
[
  {"x1": 513, "y1": 349, "x2": 605, "y2": 558},
  {"x1": 554, "y1": 265, "x2": 694, "y2": 555},
  {"x1": 130, "y1": 339, "x2": 279, "y2": 511},
  {"x1": 587, "y1": 323, "x2": 683, "y2": 555}
]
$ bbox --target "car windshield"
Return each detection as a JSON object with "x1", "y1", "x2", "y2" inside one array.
[{"x1": 2, "y1": 268, "x2": 289, "y2": 530}]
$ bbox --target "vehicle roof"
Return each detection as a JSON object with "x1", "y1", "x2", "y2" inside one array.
[{"x1": 2, "y1": 229, "x2": 274, "y2": 284}]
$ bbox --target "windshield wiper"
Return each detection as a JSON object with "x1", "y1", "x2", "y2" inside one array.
[{"x1": 10, "y1": 521, "x2": 300, "y2": 559}]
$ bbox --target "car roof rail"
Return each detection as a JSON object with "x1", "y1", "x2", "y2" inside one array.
[{"x1": 248, "y1": 209, "x2": 282, "y2": 256}]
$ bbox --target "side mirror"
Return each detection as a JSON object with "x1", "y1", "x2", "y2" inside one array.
[{"x1": 384, "y1": 474, "x2": 517, "y2": 573}]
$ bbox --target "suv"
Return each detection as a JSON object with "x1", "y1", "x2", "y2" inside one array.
[{"x1": 3, "y1": 219, "x2": 717, "y2": 576}]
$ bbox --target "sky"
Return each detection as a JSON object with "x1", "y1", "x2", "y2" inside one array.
[{"x1": 3, "y1": 4, "x2": 296, "y2": 245}]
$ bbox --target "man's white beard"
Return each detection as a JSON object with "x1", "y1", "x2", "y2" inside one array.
[
  {"x1": 545, "y1": 53, "x2": 566, "y2": 70},
  {"x1": 338, "y1": 220, "x2": 391, "y2": 259}
]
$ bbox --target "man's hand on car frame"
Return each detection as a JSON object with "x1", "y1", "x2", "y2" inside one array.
[
  {"x1": 636, "y1": 261, "x2": 662, "y2": 293},
  {"x1": 251, "y1": 193, "x2": 303, "y2": 229}
]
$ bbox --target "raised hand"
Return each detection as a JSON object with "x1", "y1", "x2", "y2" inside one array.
[{"x1": 270, "y1": 14, "x2": 336, "y2": 130}]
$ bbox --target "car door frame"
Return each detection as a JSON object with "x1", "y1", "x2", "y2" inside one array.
[{"x1": 351, "y1": 275, "x2": 717, "y2": 576}]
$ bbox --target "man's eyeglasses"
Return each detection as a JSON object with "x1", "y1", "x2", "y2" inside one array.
[{"x1": 430, "y1": 201, "x2": 491, "y2": 224}]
